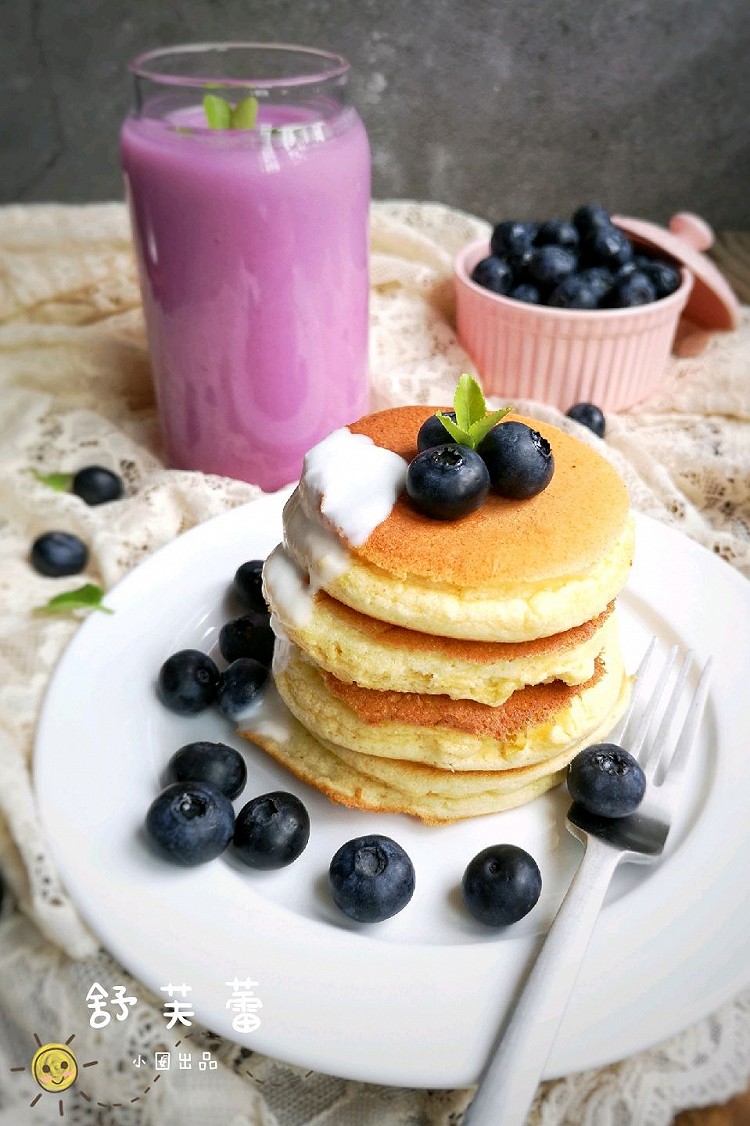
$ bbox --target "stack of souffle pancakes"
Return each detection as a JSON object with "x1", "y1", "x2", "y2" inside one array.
[{"x1": 249, "y1": 404, "x2": 636, "y2": 824}]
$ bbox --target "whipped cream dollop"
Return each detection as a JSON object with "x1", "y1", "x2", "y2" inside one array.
[{"x1": 264, "y1": 427, "x2": 408, "y2": 630}]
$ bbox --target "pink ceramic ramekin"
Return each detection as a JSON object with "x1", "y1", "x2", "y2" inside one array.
[{"x1": 454, "y1": 237, "x2": 694, "y2": 411}]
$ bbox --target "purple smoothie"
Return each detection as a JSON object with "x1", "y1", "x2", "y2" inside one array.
[{"x1": 120, "y1": 102, "x2": 370, "y2": 490}]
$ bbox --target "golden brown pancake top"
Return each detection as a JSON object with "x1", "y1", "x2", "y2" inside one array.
[
  {"x1": 315, "y1": 590, "x2": 614, "y2": 662},
  {"x1": 346, "y1": 406, "x2": 630, "y2": 586},
  {"x1": 323, "y1": 657, "x2": 605, "y2": 740}
]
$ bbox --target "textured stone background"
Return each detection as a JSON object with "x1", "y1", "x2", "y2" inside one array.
[{"x1": 3, "y1": 0, "x2": 748, "y2": 228}]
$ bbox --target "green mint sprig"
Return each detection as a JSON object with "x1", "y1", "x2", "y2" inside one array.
[
  {"x1": 32, "y1": 469, "x2": 73, "y2": 492},
  {"x1": 436, "y1": 373, "x2": 513, "y2": 449},
  {"x1": 34, "y1": 583, "x2": 113, "y2": 617},
  {"x1": 203, "y1": 93, "x2": 259, "y2": 131}
]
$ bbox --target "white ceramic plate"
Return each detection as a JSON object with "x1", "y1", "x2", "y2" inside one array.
[{"x1": 35, "y1": 499, "x2": 750, "y2": 1088}]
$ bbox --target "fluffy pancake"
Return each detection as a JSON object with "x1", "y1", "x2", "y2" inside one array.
[
  {"x1": 272, "y1": 629, "x2": 627, "y2": 772},
  {"x1": 244, "y1": 680, "x2": 629, "y2": 824},
  {"x1": 281, "y1": 406, "x2": 633, "y2": 641},
  {"x1": 265, "y1": 544, "x2": 616, "y2": 703}
]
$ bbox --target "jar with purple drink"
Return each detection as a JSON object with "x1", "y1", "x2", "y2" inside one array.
[{"x1": 120, "y1": 43, "x2": 370, "y2": 491}]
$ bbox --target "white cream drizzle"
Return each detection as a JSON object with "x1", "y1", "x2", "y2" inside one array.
[
  {"x1": 301, "y1": 427, "x2": 408, "y2": 547},
  {"x1": 265, "y1": 426, "x2": 408, "y2": 630}
]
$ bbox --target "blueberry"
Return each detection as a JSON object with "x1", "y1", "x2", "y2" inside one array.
[
  {"x1": 71, "y1": 466, "x2": 124, "y2": 506},
  {"x1": 233, "y1": 559, "x2": 268, "y2": 614},
  {"x1": 605, "y1": 271, "x2": 657, "y2": 307},
  {"x1": 216, "y1": 658, "x2": 269, "y2": 720},
  {"x1": 145, "y1": 781, "x2": 234, "y2": 866},
  {"x1": 470, "y1": 255, "x2": 514, "y2": 295},
  {"x1": 548, "y1": 274, "x2": 599, "y2": 309},
  {"x1": 157, "y1": 649, "x2": 219, "y2": 714},
  {"x1": 329, "y1": 834, "x2": 415, "y2": 923},
  {"x1": 565, "y1": 402, "x2": 606, "y2": 438},
  {"x1": 478, "y1": 422, "x2": 554, "y2": 499},
  {"x1": 219, "y1": 612, "x2": 275, "y2": 666},
  {"x1": 638, "y1": 257, "x2": 681, "y2": 299},
  {"x1": 233, "y1": 791, "x2": 310, "y2": 869},
  {"x1": 567, "y1": 743, "x2": 646, "y2": 818},
  {"x1": 578, "y1": 266, "x2": 614, "y2": 303},
  {"x1": 166, "y1": 741, "x2": 247, "y2": 800},
  {"x1": 406, "y1": 445, "x2": 490, "y2": 520},
  {"x1": 462, "y1": 844, "x2": 542, "y2": 926},
  {"x1": 534, "y1": 219, "x2": 580, "y2": 251},
  {"x1": 490, "y1": 220, "x2": 537, "y2": 258},
  {"x1": 525, "y1": 245, "x2": 578, "y2": 288},
  {"x1": 572, "y1": 203, "x2": 611, "y2": 236},
  {"x1": 417, "y1": 411, "x2": 458, "y2": 452},
  {"x1": 30, "y1": 531, "x2": 88, "y2": 577},
  {"x1": 582, "y1": 224, "x2": 634, "y2": 270},
  {"x1": 508, "y1": 283, "x2": 542, "y2": 305}
]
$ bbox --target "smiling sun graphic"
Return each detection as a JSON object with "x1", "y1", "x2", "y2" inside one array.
[{"x1": 10, "y1": 1033, "x2": 98, "y2": 1114}]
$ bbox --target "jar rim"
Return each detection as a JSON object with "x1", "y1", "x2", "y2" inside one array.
[{"x1": 128, "y1": 42, "x2": 350, "y2": 90}]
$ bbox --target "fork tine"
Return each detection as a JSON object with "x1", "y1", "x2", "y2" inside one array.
[
  {"x1": 627, "y1": 644, "x2": 679, "y2": 761},
  {"x1": 639, "y1": 650, "x2": 694, "y2": 780},
  {"x1": 608, "y1": 637, "x2": 659, "y2": 746},
  {"x1": 656, "y1": 656, "x2": 712, "y2": 796}
]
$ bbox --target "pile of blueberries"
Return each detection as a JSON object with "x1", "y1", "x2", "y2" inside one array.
[
  {"x1": 471, "y1": 204, "x2": 681, "y2": 310},
  {"x1": 406, "y1": 411, "x2": 555, "y2": 521}
]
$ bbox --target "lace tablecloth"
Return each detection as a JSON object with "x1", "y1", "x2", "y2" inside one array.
[{"x1": 1, "y1": 201, "x2": 749, "y2": 1126}]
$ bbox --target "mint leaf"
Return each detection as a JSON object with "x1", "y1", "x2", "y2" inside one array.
[
  {"x1": 436, "y1": 412, "x2": 469, "y2": 444},
  {"x1": 231, "y1": 95, "x2": 258, "y2": 130},
  {"x1": 454, "y1": 372, "x2": 486, "y2": 431},
  {"x1": 32, "y1": 469, "x2": 72, "y2": 493},
  {"x1": 468, "y1": 406, "x2": 514, "y2": 446},
  {"x1": 34, "y1": 583, "x2": 113, "y2": 616},
  {"x1": 434, "y1": 373, "x2": 513, "y2": 449},
  {"x1": 203, "y1": 94, "x2": 232, "y2": 130}
]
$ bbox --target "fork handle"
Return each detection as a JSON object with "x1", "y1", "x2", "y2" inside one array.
[{"x1": 463, "y1": 845, "x2": 622, "y2": 1126}]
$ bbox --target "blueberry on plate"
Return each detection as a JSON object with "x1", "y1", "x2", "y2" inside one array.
[
  {"x1": 525, "y1": 245, "x2": 578, "y2": 288},
  {"x1": 478, "y1": 421, "x2": 554, "y2": 499},
  {"x1": 145, "y1": 781, "x2": 234, "y2": 866},
  {"x1": 572, "y1": 203, "x2": 612, "y2": 237},
  {"x1": 548, "y1": 274, "x2": 599, "y2": 309},
  {"x1": 417, "y1": 411, "x2": 458, "y2": 452},
  {"x1": 490, "y1": 220, "x2": 537, "y2": 258},
  {"x1": 233, "y1": 791, "x2": 310, "y2": 869},
  {"x1": 565, "y1": 401, "x2": 606, "y2": 438},
  {"x1": 567, "y1": 743, "x2": 646, "y2": 818},
  {"x1": 605, "y1": 271, "x2": 657, "y2": 308},
  {"x1": 72, "y1": 465, "x2": 124, "y2": 506},
  {"x1": 215, "y1": 658, "x2": 269, "y2": 720},
  {"x1": 219, "y1": 612, "x2": 275, "y2": 666},
  {"x1": 329, "y1": 834, "x2": 415, "y2": 923},
  {"x1": 581, "y1": 224, "x2": 633, "y2": 270},
  {"x1": 534, "y1": 218, "x2": 580, "y2": 251},
  {"x1": 406, "y1": 445, "x2": 490, "y2": 520},
  {"x1": 157, "y1": 649, "x2": 220, "y2": 714},
  {"x1": 462, "y1": 844, "x2": 542, "y2": 926},
  {"x1": 508, "y1": 283, "x2": 542, "y2": 305},
  {"x1": 470, "y1": 255, "x2": 514, "y2": 295},
  {"x1": 30, "y1": 531, "x2": 88, "y2": 577},
  {"x1": 233, "y1": 559, "x2": 268, "y2": 614},
  {"x1": 167, "y1": 741, "x2": 247, "y2": 800}
]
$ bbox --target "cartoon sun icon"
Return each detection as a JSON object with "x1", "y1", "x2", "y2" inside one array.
[{"x1": 10, "y1": 1033, "x2": 98, "y2": 1114}]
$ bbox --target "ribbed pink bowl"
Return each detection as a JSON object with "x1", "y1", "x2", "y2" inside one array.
[{"x1": 454, "y1": 237, "x2": 694, "y2": 411}]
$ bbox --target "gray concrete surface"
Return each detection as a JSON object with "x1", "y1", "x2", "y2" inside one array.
[{"x1": 2, "y1": 0, "x2": 748, "y2": 228}]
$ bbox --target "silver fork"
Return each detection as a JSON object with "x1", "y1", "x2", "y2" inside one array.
[{"x1": 463, "y1": 640, "x2": 712, "y2": 1126}]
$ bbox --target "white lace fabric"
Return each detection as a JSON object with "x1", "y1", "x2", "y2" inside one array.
[{"x1": 0, "y1": 201, "x2": 749, "y2": 1125}]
